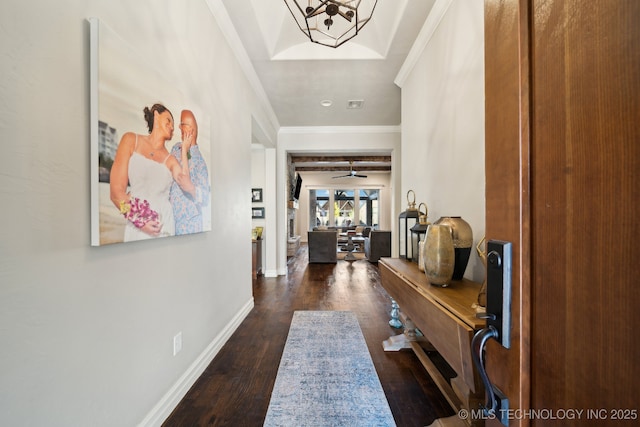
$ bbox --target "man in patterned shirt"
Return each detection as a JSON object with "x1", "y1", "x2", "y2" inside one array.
[{"x1": 169, "y1": 110, "x2": 210, "y2": 235}]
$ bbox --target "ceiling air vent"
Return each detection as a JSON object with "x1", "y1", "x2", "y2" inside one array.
[{"x1": 347, "y1": 99, "x2": 364, "y2": 109}]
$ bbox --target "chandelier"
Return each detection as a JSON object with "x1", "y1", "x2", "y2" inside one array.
[{"x1": 283, "y1": 0, "x2": 378, "y2": 48}]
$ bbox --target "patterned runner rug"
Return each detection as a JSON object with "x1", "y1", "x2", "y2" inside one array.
[{"x1": 264, "y1": 311, "x2": 396, "y2": 426}]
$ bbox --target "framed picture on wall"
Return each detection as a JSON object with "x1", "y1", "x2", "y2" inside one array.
[
  {"x1": 88, "y1": 18, "x2": 212, "y2": 246},
  {"x1": 252, "y1": 188, "x2": 263, "y2": 203},
  {"x1": 252, "y1": 207, "x2": 265, "y2": 219}
]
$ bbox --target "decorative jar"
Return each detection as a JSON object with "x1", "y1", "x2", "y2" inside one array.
[
  {"x1": 434, "y1": 216, "x2": 473, "y2": 280},
  {"x1": 423, "y1": 224, "x2": 455, "y2": 287}
]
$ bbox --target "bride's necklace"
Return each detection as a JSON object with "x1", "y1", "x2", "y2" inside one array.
[{"x1": 148, "y1": 139, "x2": 160, "y2": 157}]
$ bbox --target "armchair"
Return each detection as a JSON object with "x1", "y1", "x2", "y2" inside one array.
[
  {"x1": 364, "y1": 230, "x2": 391, "y2": 263},
  {"x1": 307, "y1": 230, "x2": 338, "y2": 263}
]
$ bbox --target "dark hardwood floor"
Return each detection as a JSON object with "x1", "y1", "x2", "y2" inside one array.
[{"x1": 163, "y1": 246, "x2": 454, "y2": 426}]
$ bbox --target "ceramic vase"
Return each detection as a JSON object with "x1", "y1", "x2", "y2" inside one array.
[
  {"x1": 423, "y1": 224, "x2": 455, "y2": 287},
  {"x1": 434, "y1": 216, "x2": 473, "y2": 280},
  {"x1": 418, "y1": 240, "x2": 426, "y2": 272}
]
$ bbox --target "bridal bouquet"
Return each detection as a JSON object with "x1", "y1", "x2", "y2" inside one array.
[{"x1": 120, "y1": 197, "x2": 159, "y2": 228}]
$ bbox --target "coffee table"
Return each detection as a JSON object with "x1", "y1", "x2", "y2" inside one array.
[{"x1": 338, "y1": 234, "x2": 365, "y2": 261}]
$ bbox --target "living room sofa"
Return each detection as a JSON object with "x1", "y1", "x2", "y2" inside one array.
[
  {"x1": 307, "y1": 230, "x2": 338, "y2": 263},
  {"x1": 364, "y1": 230, "x2": 392, "y2": 263},
  {"x1": 313, "y1": 225, "x2": 371, "y2": 236}
]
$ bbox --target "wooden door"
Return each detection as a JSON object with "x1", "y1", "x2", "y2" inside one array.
[
  {"x1": 484, "y1": 1, "x2": 640, "y2": 426},
  {"x1": 484, "y1": 0, "x2": 532, "y2": 424},
  {"x1": 530, "y1": 0, "x2": 640, "y2": 423}
]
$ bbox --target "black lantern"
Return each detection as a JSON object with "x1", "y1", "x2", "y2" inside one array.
[
  {"x1": 410, "y1": 203, "x2": 430, "y2": 264},
  {"x1": 398, "y1": 190, "x2": 419, "y2": 260}
]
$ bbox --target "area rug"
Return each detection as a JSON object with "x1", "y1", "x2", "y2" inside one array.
[{"x1": 264, "y1": 310, "x2": 396, "y2": 426}]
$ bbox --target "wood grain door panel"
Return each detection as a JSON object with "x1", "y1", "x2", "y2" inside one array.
[
  {"x1": 484, "y1": 1, "x2": 532, "y2": 425},
  {"x1": 531, "y1": 0, "x2": 640, "y2": 416},
  {"x1": 484, "y1": 0, "x2": 640, "y2": 425}
]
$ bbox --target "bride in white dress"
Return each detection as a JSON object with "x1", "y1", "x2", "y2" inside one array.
[{"x1": 109, "y1": 103, "x2": 196, "y2": 242}]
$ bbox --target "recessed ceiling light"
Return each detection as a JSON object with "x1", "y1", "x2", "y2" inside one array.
[
  {"x1": 320, "y1": 100, "x2": 333, "y2": 107},
  {"x1": 347, "y1": 99, "x2": 364, "y2": 109}
]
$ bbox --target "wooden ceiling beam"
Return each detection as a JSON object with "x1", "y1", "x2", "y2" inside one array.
[
  {"x1": 295, "y1": 165, "x2": 392, "y2": 172},
  {"x1": 290, "y1": 155, "x2": 391, "y2": 163}
]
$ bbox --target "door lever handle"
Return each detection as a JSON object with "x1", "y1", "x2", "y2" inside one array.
[
  {"x1": 472, "y1": 326, "x2": 499, "y2": 413},
  {"x1": 470, "y1": 240, "x2": 512, "y2": 426},
  {"x1": 472, "y1": 326, "x2": 509, "y2": 425}
]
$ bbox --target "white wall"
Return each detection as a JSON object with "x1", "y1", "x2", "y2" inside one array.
[
  {"x1": 251, "y1": 145, "x2": 266, "y2": 269},
  {"x1": 0, "y1": 1, "x2": 276, "y2": 426},
  {"x1": 251, "y1": 144, "x2": 267, "y2": 230},
  {"x1": 399, "y1": 0, "x2": 486, "y2": 281}
]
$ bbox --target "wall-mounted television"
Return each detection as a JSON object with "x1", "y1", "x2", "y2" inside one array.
[{"x1": 293, "y1": 173, "x2": 303, "y2": 201}]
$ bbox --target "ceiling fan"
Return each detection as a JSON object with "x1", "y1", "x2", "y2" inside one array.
[{"x1": 332, "y1": 161, "x2": 367, "y2": 179}]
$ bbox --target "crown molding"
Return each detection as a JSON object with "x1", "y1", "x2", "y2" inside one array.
[
  {"x1": 394, "y1": 0, "x2": 454, "y2": 88},
  {"x1": 205, "y1": 0, "x2": 280, "y2": 131},
  {"x1": 279, "y1": 125, "x2": 401, "y2": 135}
]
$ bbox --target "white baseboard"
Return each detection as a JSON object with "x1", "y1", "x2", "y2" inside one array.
[
  {"x1": 138, "y1": 298, "x2": 255, "y2": 427},
  {"x1": 263, "y1": 269, "x2": 279, "y2": 277}
]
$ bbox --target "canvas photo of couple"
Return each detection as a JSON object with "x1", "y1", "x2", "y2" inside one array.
[{"x1": 90, "y1": 18, "x2": 212, "y2": 246}]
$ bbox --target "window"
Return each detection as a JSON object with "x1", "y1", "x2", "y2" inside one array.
[
  {"x1": 359, "y1": 189, "x2": 379, "y2": 228},
  {"x1": 310, "y1": 189, "x2": 330, "y2": 227},
  {"x1": 334, "y1": 189, "x2": 354, "y2": 227},
  {"x1": 308, "y1": 188, "x2": 380, "y2": 229}
]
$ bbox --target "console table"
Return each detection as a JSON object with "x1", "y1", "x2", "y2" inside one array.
[
  {"x1": 378, "y1": 258, "x2": 485, "y2": 426},
  {"x1": 252, "y1": 239, "x2": 262, "y2": 278}
]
